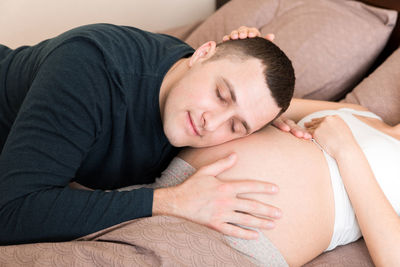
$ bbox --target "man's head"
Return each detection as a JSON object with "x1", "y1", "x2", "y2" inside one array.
[{"x1": 160, "y1": 37, "x2": 295, "y2": 148}]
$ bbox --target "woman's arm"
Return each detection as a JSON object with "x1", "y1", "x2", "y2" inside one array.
[
  {"x1": 271, "y1": 98, "x2": 366, "y2": 140},
  {"x1": 306, "y1": 116, "x2": 400, "y2": 267},
  {"x1": 335, "y1": 141, "x2": 400, "y2": 266},
  {"x1": 284, "y1": 98, "x2": 367, "y2": 122}
]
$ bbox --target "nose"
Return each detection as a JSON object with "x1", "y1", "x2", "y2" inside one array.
[{"x1": 202, "y1": 109, "x2": 234, "y2": 132}]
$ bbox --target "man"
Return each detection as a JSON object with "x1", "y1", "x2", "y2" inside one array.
[{"x1": 0, "y1": 24, "x2": 299, "y2": 245}]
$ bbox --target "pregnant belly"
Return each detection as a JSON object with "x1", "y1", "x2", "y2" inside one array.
[{"x1": 180, "y1": 126, "x2": 335, "y2": 266}]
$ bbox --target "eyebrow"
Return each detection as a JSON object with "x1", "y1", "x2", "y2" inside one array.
[{"x1": 221, "y1": 77, "x2": 251, "y2": 135}]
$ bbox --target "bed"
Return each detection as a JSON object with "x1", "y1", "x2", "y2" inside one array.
[{"x1": 1, "y1": 0, "x2": 399, "y2": 266}]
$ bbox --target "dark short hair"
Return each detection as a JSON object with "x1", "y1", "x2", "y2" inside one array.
[{"x1": 208, "y1": 37, "x2": 295, "y2": 115}]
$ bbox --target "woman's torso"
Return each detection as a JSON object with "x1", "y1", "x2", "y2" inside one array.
[
  {"x1": 179, "y1": 125, "x2": 335, "y2": 266},
  {"x1": 179, "y1": 108, "x2": 400, "y2": 266}
]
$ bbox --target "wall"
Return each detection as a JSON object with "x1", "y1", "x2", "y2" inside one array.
[{"x1": 0, "y1": 0, "x2": 215, "y2": 48}]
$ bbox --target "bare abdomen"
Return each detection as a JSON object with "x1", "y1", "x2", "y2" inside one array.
[{"x1": 179, "y1": 126, "x2": 335, "y2": 266}]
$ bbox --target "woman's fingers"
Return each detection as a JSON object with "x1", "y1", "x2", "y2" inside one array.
[
  {"x1": 238, "y1": 26, "x2": 248, "y2": 38},
  {"x1": 230, "y1": 30, "x2": 239, "y2": 39},
  {"x1": 238, "y1": 26, "x2": 260, "y2": 38},
  {"x1": 264, "y1": 33, "x2": 275, "y2": 41},
  {"x1": 272, "y1": 117, "x2": 291, "y2": 131},
  {"x1": 222, "y1": 35, "x2": 230, "y2": 41},
  {"x1": 284, "y1": 119, "x2": 312, "y2": 139},
  {"x1": 272, "y1": 116, "x2": 312, "y2": 139},
  {"x1": 222, "y1": 26, "x2": 263, "y2": 42}
]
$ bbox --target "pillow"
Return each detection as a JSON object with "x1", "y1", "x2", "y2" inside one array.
[
  {"x1": 81, "y1": 216, "x2": 255, "y2": 266},
  {"x1": 185, "y1": 0, "x2": 279, "y2": 47},
  {"x1": 185, "y1": 0, "x2": 397, "y2": 101},
  {"x1": 304, "y1": 238, "x2": 374, "y2": 267},
  {"x1": 0, "y1": 216, "x2": 255, "y2": 266},
  {"x1": 341, "y1": 47, "x2": 400, "y2": 126}
]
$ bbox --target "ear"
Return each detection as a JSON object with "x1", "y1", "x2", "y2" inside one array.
[{"x1": 188, "y1": 41, "x2": 217, "y2": 67}]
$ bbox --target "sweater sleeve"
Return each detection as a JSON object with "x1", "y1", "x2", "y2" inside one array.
[{"x1": 0, "y1": 40, "x2": 153, "y2": 245}]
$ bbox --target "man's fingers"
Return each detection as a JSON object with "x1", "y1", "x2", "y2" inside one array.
[
  {"x1": 200, "y1": 153, "x2": 237, "y2": 176},
  {"x1": 234, "y1": 199, "x2": 282, "y2": 219},
  {"x1": 230, "y1": 211, "x2": 276, "y2": 230},
  {"x1": 219, "y1": 222, "x2": 259, "y2": 240},
  {"x1": 231, "y1": 180, "x2": 279, "y2": 195}
]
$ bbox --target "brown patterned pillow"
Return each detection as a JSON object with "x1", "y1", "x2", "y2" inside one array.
[
  {"x1": 0, "y1": 216, "x2": 255, "y2": 266},
  {"x1": 184, "y1": 0, "x2": 397, "y2": 101}
]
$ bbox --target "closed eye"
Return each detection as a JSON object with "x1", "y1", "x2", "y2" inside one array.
[
  {"x1": 231, "y1": 119, "x2": 247, "y2": 135},
  {"x1": 216, "y1": 88, "x2": 227, "y2": 103}
]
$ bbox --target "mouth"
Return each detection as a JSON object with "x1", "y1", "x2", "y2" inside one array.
[{"x1": 187, "y1": 112, "x2": 200, "y2": 136}]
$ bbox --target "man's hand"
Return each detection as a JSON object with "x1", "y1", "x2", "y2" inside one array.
[
  {"x1": 222, "y1": 26, "x2": 275, "y2": 42},
  {"x1": 153, "y1": 153, "x2": 281, "y2": 240},
  {"x1": 272, "y1": 116, "x2": 312, "y2": 140}
]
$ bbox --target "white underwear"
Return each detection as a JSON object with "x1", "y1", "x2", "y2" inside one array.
[
  {"x1": 318, "y1": 148, "x2": 361, "y2": 251},
  {"x1": 298, "y1": 108, "x2": 400, "y2": 251}
]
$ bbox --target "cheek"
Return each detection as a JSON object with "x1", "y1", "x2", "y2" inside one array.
[
  {"x1": 170, "y1": 83, "x2": 202, "y2": 107},
  {"x1": 183, "y1": 74, "x2": 216, "y2": 105},
  {"x1": 206, "y1": 127, "x2": 236, "y2": 145},
  {"x1": 196, "y1": 87, "x2": 223, "y2": 112},
  {"x1": 166, "y1": 85, "x2": 188, "y2": 111}
]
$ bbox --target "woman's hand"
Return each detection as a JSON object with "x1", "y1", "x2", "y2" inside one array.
[
  {"x1": 307, "y1": 115, "x2": 400, "y2": 266},
  {"x1": 222, "y1": 26, "x2": 275, "y2": 42},
  {"x1": 304, "y1": 115, "x2": 357, "y2": 157}
]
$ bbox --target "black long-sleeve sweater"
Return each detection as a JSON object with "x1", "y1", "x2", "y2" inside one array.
[{"x1": 0, "y1": 23, "x2": 194, "y2": 245}]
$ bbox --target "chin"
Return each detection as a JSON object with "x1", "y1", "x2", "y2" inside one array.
[
  {"x1": 165, "y1": 131, "x2": 186, "y2": 147},
  {"x1": 166, "y1": 136, "x2": 183, "y2": 147}
]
